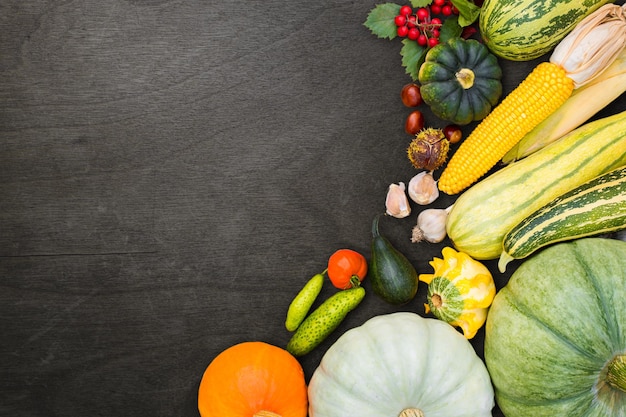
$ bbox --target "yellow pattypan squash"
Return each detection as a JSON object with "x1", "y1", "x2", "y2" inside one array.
[{"x1": 419, "y1": 246, "x2": 496, "y2": 339}]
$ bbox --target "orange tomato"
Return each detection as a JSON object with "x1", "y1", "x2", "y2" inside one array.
[{"x1": 327, "y1": 249, "x2": 368, "y2": 290}]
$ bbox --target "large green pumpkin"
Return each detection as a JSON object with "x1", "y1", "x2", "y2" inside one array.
[{"x1": 484, "y1": 238, "x2": 626, "y2": 416}]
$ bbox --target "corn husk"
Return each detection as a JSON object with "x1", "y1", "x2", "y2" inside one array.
[
  {"x1": 550, "y1": 3, "x2": 626, "y2": 88},
  {"x1": 503, "y1": 47, "x2": 626, "y2": 164}
]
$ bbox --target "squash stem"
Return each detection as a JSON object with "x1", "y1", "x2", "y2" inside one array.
[
  {"x1": 431, "y1": 293, "x2": 442, "y2": 308},
  {"x1": 606, "y1": 353, "x2": 626, "y2": 393},
  {"x1": 372, "y1": 213, "x2": 384, "y2": 238},
  {"x1": 398, "y1": 408, "x2": 425, "y2": 417},
  {"x1": 455, "y1": 68, "x2": 475, "y2": 89}
]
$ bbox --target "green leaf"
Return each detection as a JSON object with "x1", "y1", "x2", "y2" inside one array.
[
  {"x1": 450, "y1": 0, "x2": 481, "y2": 27},
  {"x1": 400, "y1": 39, "x2": 428, "y2": 81},
  {"x1": 410, "y1": 0, "x2": 432, "y2": 8},
  {"x1": 439, "y1": 15, "x2": 463, "y2": 43},
  {"x1": 364, "y1": 3, "x2": 402, "y2": 40}
]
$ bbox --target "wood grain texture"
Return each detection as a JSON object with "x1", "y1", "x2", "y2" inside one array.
[{"x1": 1, "y1": 1, "x2": 624, "y2": 416}]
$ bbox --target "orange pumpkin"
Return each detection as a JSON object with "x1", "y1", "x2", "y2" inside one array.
[{"x1": 198, "y1": 341, "x2": 308, "y2": 417}]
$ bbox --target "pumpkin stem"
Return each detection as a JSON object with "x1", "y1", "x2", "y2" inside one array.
[
  {"x1": 253, "y1": 411, "x2": 282, "y2": 417},
  {"x1": 606, "y1": 353, "x2": 626, "y2": 393},
  {"x1": 455, "y1": 68, "x2": 475, "y2": 89},
  {"x1": 399, "y1": 408, "x2": 425, "y2": 417}
]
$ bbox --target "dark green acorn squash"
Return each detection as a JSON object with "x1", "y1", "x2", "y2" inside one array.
[{"x1": 418, "y1": 37, "x2": 502, "y2": 125}]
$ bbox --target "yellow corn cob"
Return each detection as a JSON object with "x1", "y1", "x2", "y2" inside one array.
[
  {"x1": 438, "y1": 3, "x2": 626, "y2": 195},
  {"x1": 502, "y1": 47, "x2": 626, "y2": 164},
  {"x1": 438, "y1": 62, "x2": 574, "y2": 195}
]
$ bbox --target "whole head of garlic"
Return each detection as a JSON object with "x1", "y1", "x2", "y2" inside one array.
[
  {"x1": 385, "y1": 182, "x2": 411, "y2": 218},
  {"x1": 408, "y1": 171, "x2": 439, "y2": 205},
  {"x1": 411, "y1": 206, "x2": 452, "y2": 243}
]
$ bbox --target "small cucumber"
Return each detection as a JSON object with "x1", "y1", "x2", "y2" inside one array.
[
  {"x1": 285, "y1": 272, "x2": 325, "y2": 332},
  {"x1": 286, "y1": 286, "x2": 365, "y2": 357},
  {"x1": 370, "y1": 214, "x2": 419, "y2": 305}
]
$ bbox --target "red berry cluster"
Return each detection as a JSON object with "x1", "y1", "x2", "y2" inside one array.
[{"x1": 395, "y1": 1, "x2": 459, "y2": 47}]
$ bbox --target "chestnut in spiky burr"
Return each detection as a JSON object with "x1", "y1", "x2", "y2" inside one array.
[{"x1": 407, "y1": 127, "x2": 450, "y2": 171}]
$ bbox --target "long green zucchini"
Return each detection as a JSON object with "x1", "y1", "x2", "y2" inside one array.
[
  {"x1": 445, "y1": 110, "x2": 626, "y2": 261},
  {"x1": 498, "y1": 166, "x2": 626, "y2": 272}
]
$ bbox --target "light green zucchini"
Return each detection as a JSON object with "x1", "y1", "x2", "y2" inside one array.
[
  {"x1": 446, "y1": 110, "x2": 626, "y2": 261},
  {"x1": 498, "y1": 166, "x2": 626, "y2": 272}
]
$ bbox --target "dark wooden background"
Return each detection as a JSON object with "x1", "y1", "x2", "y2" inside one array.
[{"x1": 2, "y1": 1, "x2": 624, "y2": 416}]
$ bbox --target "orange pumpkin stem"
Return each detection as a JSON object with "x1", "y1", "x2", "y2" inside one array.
[{"x1": 253, "y1": 411, "x2": 283, "y2": 417}]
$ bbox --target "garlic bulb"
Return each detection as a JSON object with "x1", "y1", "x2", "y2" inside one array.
[
  {"x1": 411, "y1": 206, "x2": 452, "y2": 243},
  {"x1": 408, "y1": 171, "x2": 439, "y2": 205},
  {"x1": 385, "y1": 182, "x2": 411, "y2": 219}
]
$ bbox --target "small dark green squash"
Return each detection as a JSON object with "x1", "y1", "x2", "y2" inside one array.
[
  {"x1": 369, "y1": 214, "x2": 419, "y2": 305},
  {"x1": 418, "y1": 37, "x2": 502, "y2": 125}
]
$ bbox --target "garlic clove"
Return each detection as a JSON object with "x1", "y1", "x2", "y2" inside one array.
[
  {"x1": 385, "y1": 182, "x2": 411, "y2": 219},
  {"x1": 411, "y1": 206, "x2": 452, "y2": 243},
  {"x1": 408, "y1": 171, "x2": 439, "y2": 205}
]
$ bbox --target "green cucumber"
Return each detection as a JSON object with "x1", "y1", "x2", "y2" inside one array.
[
  {"x1": 286, "y1": 286, "x2": 365, "y2": 357},
  {"x1": 479, "y1": 0, "x2": 611, "y2": 61},
  {"x1": 369, "y1": 214, "x2": 419, "y2": 305},
  {"x1": 499, "y1": 166, "x2": 626, "y2": 272},
  {"x1": 285, "y1": 272, "x2": 325, "y2": 332}
]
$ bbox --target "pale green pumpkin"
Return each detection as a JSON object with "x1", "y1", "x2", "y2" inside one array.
[
  {"x1": 485, "y1": 237, "x2": 626, "y2": 416},
  {"x1": 308, "y1": 312, "x2": 494, "y2": 417}
]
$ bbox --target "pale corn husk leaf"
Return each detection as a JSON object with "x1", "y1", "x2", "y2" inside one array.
[
  {"x1": 550, "y1": 3, "x2": 626, "y2": 88},
  {"x1": 503, "y1": 47, "x2": 626, "y2": 163}
]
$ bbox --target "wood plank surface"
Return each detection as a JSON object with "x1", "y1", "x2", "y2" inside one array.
[{"x1": 2, "y1": 1, "x2": 624, "y2": 416}]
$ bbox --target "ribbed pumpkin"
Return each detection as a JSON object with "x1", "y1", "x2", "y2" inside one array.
[
  {"x1": 485, "y1": 238, "x2": 626, "y2": 416},
  {"x1": 198, "y1": 341, "x2": 308, "y2": 417},
  {"x1": 308, "y1": 312, "x2": 494, "y2": 416},
  {"x1": 418, "y1": 37, "x2": 502, "y2": 125}
]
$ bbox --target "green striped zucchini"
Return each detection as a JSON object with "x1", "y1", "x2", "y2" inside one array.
[
  {"x1": 479, "y1": 0, "x2": 611, "y2": 61},
  {"x1": 445, "y1": 110, "x2": 626, "y2": 261},
  {"x1": 498, "y1": 166, "x2": 626, "y2": 272}
]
